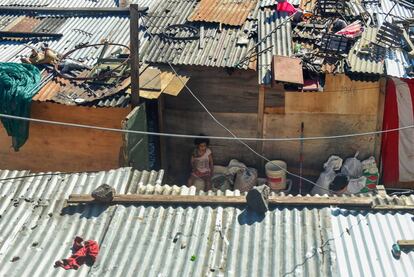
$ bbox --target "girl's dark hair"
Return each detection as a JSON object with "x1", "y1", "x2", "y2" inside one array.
[{"x1": 194, "y1": 134, "x2": 210, "y2": 146}]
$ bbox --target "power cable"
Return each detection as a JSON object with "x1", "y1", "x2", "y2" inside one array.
[{"x1": 1, "y1": 113, "x2": 413, "y2": 142}]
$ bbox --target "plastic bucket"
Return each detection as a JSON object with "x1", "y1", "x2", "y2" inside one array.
[{"x1": 265, "y1": 160, "x2": 287, "y2": 190}]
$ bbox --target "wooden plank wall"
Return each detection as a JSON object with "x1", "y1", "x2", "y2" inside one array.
[
  {"x1": 163, "y1": 68, "x2": 262, "y2": 183},
  {"x1": 0, "y1": 102, "x2": 130, "y2": 172},
  {"x1": 264, "y1": 74, "x2": 381, "y2": 176},
  {"x1": 163, "y1": 69, "x2": 382, "y2": 183}
]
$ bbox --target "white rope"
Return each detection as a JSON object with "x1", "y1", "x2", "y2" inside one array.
[{"x1": 0, "y1": 113, "x2": 410, "y2": 142}]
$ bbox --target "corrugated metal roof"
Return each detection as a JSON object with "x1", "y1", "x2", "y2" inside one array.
[
  {"x1": 0, "y1": 0, "x2": 257, "y2": 70},
  {"x1": 144, "y1": 22, "x2": 256, "y2": 69},
  {"x1": 142, "y1": 0, "x2": 256, "y2": 69},
  {"x1": 345, "y1": 0, "x2": 367, "y2": 17},
  {"x1": 379, "y1": 0, "x2": 414, "y2": 19},
  {"x1": 365, "y1": 0, "x2": 414, "y2": 27},
  {"x1": 346, "y1": 27, "x2": 385, "y2": 75},
  {"x1": 331, "y1": 208, "x2": 414, "y2": 277},
  {"x1": 0, "y1": 0, "x2": 117, "y2": 7},
  {"x1": 258, "y1": 9, "x2": 292, "y2": 85},
  {"x1": 385, "y1": 49, "x2": 414, "y2": 79},
  {"x1": 188, "y1": 0, "x2": 258, "y2": 26},
  {"x1": 1, "y1": 168, "x2": 414, "y2": 276},
  {"x1": 0, "y1": 0, "x2": 159, "y2": 8}
]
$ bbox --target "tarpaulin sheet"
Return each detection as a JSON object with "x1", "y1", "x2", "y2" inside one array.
[{"x1": 0, "y1": 62, "x2": 41, "y2": 151}]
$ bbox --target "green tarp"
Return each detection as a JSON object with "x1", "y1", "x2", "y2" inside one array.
[{"x1": 0, "y1": 62, "x2": 41, "y2": 151}]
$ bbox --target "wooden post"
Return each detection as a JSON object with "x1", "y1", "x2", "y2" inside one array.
[
  {"x1": 130, "y1": 4, "x2": 140, "y2": 107},
  {"x1": 68, "y1": 194, "x2": 374, "y2": 207},
  {"x1": 158, "y1": 95, "x2": 168, "y2": 172},
  {"x1": 375, "y1": 77, "x2": 386, "y2": 175},
  {"x1": 257, "y1": 85, "x2": 265, "y2": 169}
]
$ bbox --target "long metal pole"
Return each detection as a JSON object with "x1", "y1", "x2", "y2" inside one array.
[
  {"x1": 299, "y1": 122, "x2": 304, "y2": 194},
  {"x1": 130, "y1": 3, "x2": 140, "y2": 106}
]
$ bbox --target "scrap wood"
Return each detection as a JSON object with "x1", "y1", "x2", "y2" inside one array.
[
  {"x1": 397, "y1": 240, "x2": 414, "y2": 247},
  {"x1": 68, "y1": 194, "x2": 373, "y2": 207},
  {"x1": 370, "y1": 205, "x2": 414, "y2": 211}
]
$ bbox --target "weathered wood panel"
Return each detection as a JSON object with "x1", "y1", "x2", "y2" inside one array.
[
  {"x1": 265, "y1": 84, "x2": 285, "y2": 108},
  {"x1": 0, "y1": 102, "x2": 130, "y2": 172},
  {"x1": 263, "y1": 113, "x2": 378, "y2": 176},
  {"x1": 164, "y1": 68, "x2": 259, "y2": 113},
  {"x1": 323, "y1": 74, "x2": 380, "y2": 92},
  {"x1": 162, "y1": 71, "x2": 382, "y2": 185},
  {"x1": 285, "y1": 75, "x2": 380, "y2": 115}
]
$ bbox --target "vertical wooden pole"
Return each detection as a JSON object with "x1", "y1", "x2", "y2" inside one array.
[
  {"x1": 375, "y1": 77, "x2": 386, "y2": 171},
  {"x1": 257, "y1": 85, "x2": 265, "y2": 169},
  {"x1": 158, "y1": 95, "x2": 168, "y2": 172},
  {"x1": 130, "y1": 4, "x2": 140, "y2": 107}
]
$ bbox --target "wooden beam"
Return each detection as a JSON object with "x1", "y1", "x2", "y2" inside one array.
[
  {"x1": 158, "y1": 95, "x2": 168, "y2": 172},
  {"x1": 0, "y1": 31, "x2": 63, "y2": 38},
  {"x1": 130, "y1": 4, "x2": 140, "y2": 107},
  {"x1": 0, "y1": 6, "x2": 148, "y2": 16},
  {"x1": 397, "y1": 240, "x2": 414, "y2": 247},
  {"x1": 375, "y1": 77, "x2": 386, "y2": 179},
  {"x1": 68, "y1": 194, "x2": 373, "y2": 207},
  {"x1": 371, "y1": 205, "x2": 414, "y2": 211}
]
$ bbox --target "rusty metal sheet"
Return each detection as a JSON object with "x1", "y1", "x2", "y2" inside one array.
[
  {"x1": 272, "y1": 55, "x2": 304, "y2": 85},
  {"x1": 3, "y1": 16, "x2": 42, "y2": 33},
  {"x1": 188, "y1": 0, "x2": 258, "y2": 26},
  {"x1": 34, "y1": 72, "x2": 131, "y2": 106}
]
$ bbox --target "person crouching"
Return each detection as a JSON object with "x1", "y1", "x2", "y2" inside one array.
[{"x1": 187, "y1": 136, "x2": 213, "y2": 191}]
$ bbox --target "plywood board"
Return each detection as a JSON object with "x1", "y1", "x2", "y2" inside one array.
[
  {"x1": 262, "y1": 113, "x2": 378, "y2": 176},
  {"x1": 284, "y1": 74, "x2": 381, "y2": 115},
  {"x1": 0, "y1": 102, "x2": 129, "y2": 172},
  {"x1": 164, "y1": 67, "x2": 259, "y2": 113},
  {"x1": 273, "y1": 56, "x2": 304, "y2": 85}
]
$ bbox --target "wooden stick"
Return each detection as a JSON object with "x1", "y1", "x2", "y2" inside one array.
[
  {"x1": 67, "y1": 194, "x2": 373, "y2": 207},
  {"x1": 372, "y1": 205, "x2": 414, "y2": 211},
  {"x1": 397, "y1": 240, "x2": 414, "y2": 247}
]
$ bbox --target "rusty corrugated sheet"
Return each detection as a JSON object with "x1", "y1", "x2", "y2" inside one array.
[
  {"x1": 1, "y1": 168, "x2": 414, "y2": 276},
  {"x1": 347, "y1": 27, "x2": 385, "y2": 76},
  {"x1": 33, "y1": 75, "x2": 130, "y2": 106},
  {"x1": 188, "y1": 0, "x2": 258, "y2": 26},
  {"x1": 3, "y1": 16, "x2": 42, "y2": 32}
]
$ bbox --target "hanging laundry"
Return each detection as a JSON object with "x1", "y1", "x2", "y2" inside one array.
[
  {"x1": 54, "y1": 237, "x2": 99, "y2": 270},
  {"x1": 382, "y1": 78, "x2": 414, "y2": 184},
  {"x1": 276, "y1": 1, "x2": 297, "y2": 15},
  {"x1": 0, "y1": 62, "x2": 41, "y2": 151}
]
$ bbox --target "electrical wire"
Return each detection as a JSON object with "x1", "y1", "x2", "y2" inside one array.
[{"x1": 1, "y1": 113, "x2": 413, "y2": 142}]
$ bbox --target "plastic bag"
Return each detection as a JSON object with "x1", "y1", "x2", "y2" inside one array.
[
  {"x1": 362, "y1": 156, "x2": 378, "y2": 174},
  {"x1": 346, "y1": 176, "x2": 367, "y2": 194},
  {"x1": 324, "y1": 155, "x2": 343, "y2": 171},
  {"x1": 311, "y1": 155, "x2": 342, "y2": 195},
  {"x1": 234, "y1": 167, "x2": 258, "y2": 193},
  {"x1": 311, "y1": 167, "x2": 336, "y2": 195},
  {"x1": 341, "y1": 152, "x2": 363, "y2": 178}
]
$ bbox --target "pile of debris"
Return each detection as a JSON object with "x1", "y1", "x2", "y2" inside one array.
[{"x1": 270, "y1": 0, "x2": 414, "y2": 90}]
